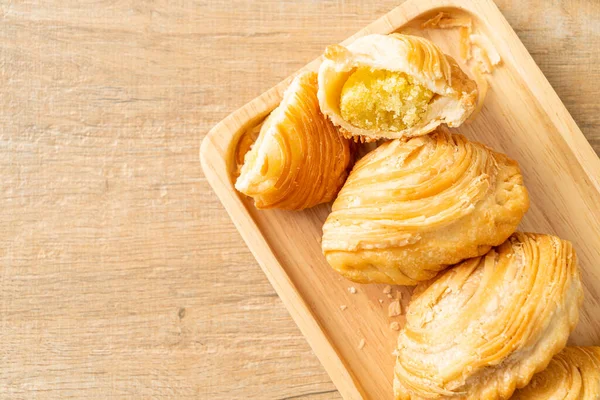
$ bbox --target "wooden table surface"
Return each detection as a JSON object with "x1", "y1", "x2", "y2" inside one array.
[{"x1": 1, "y1": 0, "x2": 598, "y2": 399}]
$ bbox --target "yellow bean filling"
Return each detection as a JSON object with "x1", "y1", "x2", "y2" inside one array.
[{"x1": 339, "y1": 67, "x2": 434, "y2": 132}]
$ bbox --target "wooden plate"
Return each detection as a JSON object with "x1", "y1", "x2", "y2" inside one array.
[{"x1": 201, "y1": 0, "x2": 600, "y2": 398}]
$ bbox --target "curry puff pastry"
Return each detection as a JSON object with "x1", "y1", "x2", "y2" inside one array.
[
  {"x1": 318, "y1": 34, "x2": 477, "y2": 142},
  {"x1": 394, "y1": 233, "x2": 584, "y2": 400},
  {"x1": 321, "y1": 129, "x2": 529, "y2": 285},
  {"x1": 235, "y1": 71, "x2": 353, "y2": 210},
  {"x1": 512, "y1": 347, "x2": 600, "y2": 399}
]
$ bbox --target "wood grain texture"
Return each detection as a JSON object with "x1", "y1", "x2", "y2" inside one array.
[{"x1": 1, "y1": 0, "x2": 598, "y2": 399}]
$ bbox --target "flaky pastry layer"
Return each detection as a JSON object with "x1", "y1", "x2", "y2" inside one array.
[
  {"x1": 394, "y1": 233, "x2": 584, "y2": 400},
  {"x1": 321, "y1": 129, "x2": 529, "y2": 285},
  {"x1": 512, "y1": 346, "x2": 600, "y2": 400},
  {"x1": 235, "y1": 71, "x2": 353, "y2": 210}
]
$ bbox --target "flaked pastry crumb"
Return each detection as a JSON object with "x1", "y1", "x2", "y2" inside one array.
[
  {"x1": 358, "y1": 338, "x2": 366, "y2": 350},
  {"x1": 388, "y1": 300, "x2": 402, "y2": 317}
]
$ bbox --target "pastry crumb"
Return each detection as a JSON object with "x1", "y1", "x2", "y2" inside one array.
[
  {"x1": 390, "y1": 321, "x2": 401, "y2": 331},
  {"x1": 470, "y1": 34, "x2": 501, "y2": 72},
  {"x1": 422, "y1": 12, "x2": 444, "y2": 28},
  {"x1": 358, "y1": 338, "x2": 366, "y2": 350},
  {"x1": 422, "y1": 11, "x2": 472, "y2": 30},
  {"x1": 378, "y1": 299, "x2": 384, "y2": 304},
  {"x1": 348, "y1": 286, "x2": 357, "y2": 294},
  {"x1": 388, "y1": 300, "x2": 402, "y2": 317},
  {"x1": 383, "y1": 285, "x2": 392, "y2": 294},
  {"x1": 340, "y1": 305, "x2": 348, "y2": 311},
  {"x1": 387, "y1": 293, "x2": 393, "y2": 299},
  {"x1": 392, "y1": 349, "x2": 400, "y2": 356}
]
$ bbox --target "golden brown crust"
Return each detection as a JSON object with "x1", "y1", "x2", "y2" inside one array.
[
  {"x1": 235, "y1": 71, "x2": 353, "y2": 210},
  {"x1": 512, "y1": 347, "x2": 600, "y2": 399},
  {"x1": 321, "y1": 129, "x2": 529, "y2": 285},
  {"x1": 317, "y1": 34, "x2": 478, "y2": 141},
  {"x1": 394, "y1": 233, "x2": 584, "y2": 400}
]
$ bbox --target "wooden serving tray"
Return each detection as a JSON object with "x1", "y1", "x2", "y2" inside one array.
[{"x1": 201, "y1": 0, "x2": 600, "y2": 398}]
